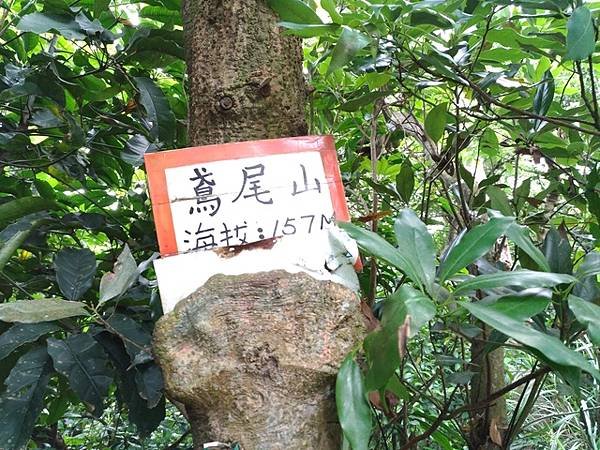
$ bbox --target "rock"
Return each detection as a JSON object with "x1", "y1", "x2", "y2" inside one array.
[{"x1": 153, "y1": 270, "x2": 366, "y2": 449}]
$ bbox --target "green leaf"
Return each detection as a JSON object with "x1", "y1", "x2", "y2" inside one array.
[
  {"x1": 134, "y1": 77, "x2": 176, "y2": 145},
  {"x1": 410, "y1": 10, "x2": 453, "y2": 28},
  {"x1": 575, "y1": 251, "x2": 600, "y2": 280},
  {"x1": 0, "y1": 346, "x2": 52, "y2": 450},
  {"x1": 393, "y1": 210, "x2": 435, "y2": 292},
  {"x1": 454, "y1": 270, "x2": 575, "y2": 296},
  {"x1": 565, "y1": 6, "x2": 596, "y2": 61},
  {"x1": 462, "y1": 301, "x2": 600, "y2": 381},
  {"x1": 542, "y1": 227, "x2": 572, "y2": 274},
  {"x1": 0, "y1": 221, "x2": 38, "y2": 272},
  {"x1": 280, "y1": 22, "x2": 338, "y2": 37},
  {"x1": 99, "y1": 245, "x2": 139, "y2": 304},
  {"x1": 505, "y1": 222, "x2": 550, "y2": 272},
  {"x1": 327, "y1": 27, "x2": 370, "y2": 74},
  {"x1": 48, "y1": 334, "x2": 113, "y2": 416},
  {"x1": 396, "y1": 160, "x2": 415, "y2": 204},
  {"x1": 54, "y1": 248, "x2": 97, "y2": 301},
  {"x1": 322, "y1": 0, "x2": 342, "y2": 23},
  {"x1": 364, "y1": 286, "x2": 435, "y2": 390},
  {"x1": 336, "y1": 356, "x2": 372, "y2": 450},
  {"x1": 568, "y1": 296, "x2": 600, "y2": 346},
  {"x1": 135, "y1": 364, "x2": 163, "y2": 409},
  {"x1": 0, "y1": 299, "x2": 88, "y2": 324},
  {"x1": 267, "y1": 0, "x2": 323, "y2": 24},
  {"x1": 0, "y1": 322, "x2": 59, "y2": 360},
  {"x1": 533, "y1": 70, "x2": 555, "y2": 117},
  {"x1": 438, "y1": 216, "x2": 514, "y2": 282},
  {"x1": 339, "y1": 91, "x2": 389, "y2": 112},
  {"x1": 424, "y1": 102, "x2": 448, "y2": 143},
  {"x1": 139, "y1": 6, "x2": 182, "y2": 25},
  {"x1": 485, "y1": 289, "x2": 552, "y2": 321},
  {"x1": 17, "y1": 13, "x2": 85, "y2": 40},
  {"x1": 338, "y1": 221, "x2": 427, "y2": 291},
  {"x1": 0, "y1": 197, "x2": 56, "y2": 229},
  {"x1": 94, "y1": 331, "x2": 165, "y2": 435},
  {"x1": 106, "y1": 314, "x2": 152, "y2": 364},
  {"x1": 486, "y1": 187, "x2": 512, "y2": 216}
]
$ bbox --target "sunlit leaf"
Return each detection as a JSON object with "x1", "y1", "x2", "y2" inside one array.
[
  {"x1": 565, "y1": 7, "x2": 596, "y2": 61},
  {"x1": 327, "y1": 27, "x2": 370, "y2": 74},
  {"x1": 0, "y1": 300, "x2": 88, "y2": 324}
]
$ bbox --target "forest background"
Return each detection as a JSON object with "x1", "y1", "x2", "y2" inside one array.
[{"x1": 0, "y1": 0, "x2": 600, "y2": 449}]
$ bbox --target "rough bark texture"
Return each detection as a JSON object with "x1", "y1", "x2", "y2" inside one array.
[
  {"x1": 153, "y1": 271, "x2": 366, "y2": 449},
  {"x1": 182, "y1": 0, "x2": 308, "y2": 146}
]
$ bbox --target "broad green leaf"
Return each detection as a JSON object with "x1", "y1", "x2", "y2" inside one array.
[
  {"x1": 424, "y1": 102, "x2": 448, "y2": 143},
  {"x1": 322, "y1": 0, "x2": 342, "y2": 23},
  {"x1": 95, "y1": 331, "x2": 164, "y2": 435},
  {"x1": 106, "y1": 314, "x2": 152, "y2": 364},
  {"x1": 336, "y1": 356, "x2": 372, "y2": 450},
  {"x1": 542, "y1": 228, "x2": 572, "y2": 274},
  {"x1": 505, "y1": 222, "x2": 550, "y2": 272},
  {"x1": 0, "y1": 299, "x2": 88, "y2": 324},
  {"x1": 99, "y1": 245, "x2": 139, "y2": 304},
  {"x1": 17, "y1": 13, "x2": 85, "y2": 40},
  {"x1": 533, "y1": 70, "x2": 555, "y2": 117},
  {"x1": 0, "y1": 223, "x2": 36, "y2": 272},
  {"x1": 364, "y1": 286, "x2": 434, "y2": 390},
  {"x1": 339, "y1": 221, "x2": 426, "y2": 290},
  {"x1": 48, "y1": 334, "x2": 113, "y2": 416},
  {"x1": 486, "y1": 187, "x2": 512, "y2": 216},
  {"x1": 575, "y1": 251, "x2": 600, "y2": 280},
  {"x1": 339, "y1": 91, "x2": 389, "y2": 112},
  {"x1": 0, "y1": 346, "x2": 52, "y2": 450},
  {"x1": 280, "y1": 22, "x2": 338, "y2": 37},
  {"x1": 438, "y1": 216, "x2": 514, "y2": 282},
  {"x1": 396, "y1": 160, "x2": 414, "y2": 204},
  {"x1": 135, "y1": 364, "x2": 163, "y2": 409},
  {"x1": 267, "y1": 0, "x2": 323, "y2": 24},
  {"x1": 568, "y1": 296, "x2": 600, "y2": 346},
  {"x1": 139, "y1": 6, "x2": 182, "y2": 25},
  {"x1": 327, "y1": 27, "x2": 370, "y2": 74},
  {"x1": 410, "y1": 10, "x2": 453, "y2": 28},
  {"x1": 565, "y1": 6, "x2": 596, "y2": 61},
  {"x1": 453, "y1": 270, "x2": 575, "y2": 296},
  {"x1": 486, "y1": 289, "x2": 551, "y2": 321},
  {"x1": 54, "y1": 248, "x2": 97, "y2": 301},
  {"x1": 0, "y1": 322, "x2": 59, "y2": 360},
  {"x1": 393, "y1": 210, "x2": 435, "y2": 291},
  {"x1": 122, "y1": 134, "x2": 159, "y2": 167},
  {"x1": 134, "y1": 77, "x2": 176, "y2": 144},
  {"x1": 463, "y1": 301, "x2": 600, "y2": 381},
  {"x1": 0, "y1": 197, "x2": 56, "y2": 229}
]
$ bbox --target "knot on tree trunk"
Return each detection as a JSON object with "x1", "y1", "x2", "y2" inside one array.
[{"x1": 153, "y1": 270, "x2": 366, "y2": 449}]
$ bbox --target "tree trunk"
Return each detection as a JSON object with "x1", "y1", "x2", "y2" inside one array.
[
  {"x1": 182, "y1": 0, "x2": 308, "y2": 146},
  {"x1": 153, "y1": 2, "x2": 366, "y2": 449},
  {"x1": 469, "y1": 328, "x2": 506, "y2": 449}
]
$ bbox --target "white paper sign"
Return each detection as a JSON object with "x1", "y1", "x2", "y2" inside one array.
[{"x1": 165, "y1": 151, "x2": 335, "y2": 253}]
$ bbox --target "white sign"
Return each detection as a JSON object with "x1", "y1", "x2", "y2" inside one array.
[
  {"x1": 165, "y1": 152, "x2": 334, "y2": 253},
  {"x1": 145, "y1": 136, "x2": 351, "y2": 256}
]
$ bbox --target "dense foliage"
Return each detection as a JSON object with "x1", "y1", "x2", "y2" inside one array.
[
  {"x1": 1, "y1": 0, "x2": 600, "y2": 449},
  {"x1": 0, "y1": 0, "x2": 188, "y2": 448}
]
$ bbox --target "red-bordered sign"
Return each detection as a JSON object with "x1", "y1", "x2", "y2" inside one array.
[{"x1": 145, "y1": 135, "x2": 351, "y2": 257}]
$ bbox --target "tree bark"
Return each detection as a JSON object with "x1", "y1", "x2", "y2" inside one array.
[
  {"x1": 153, "y1": 2, "x2": 365, "y2": 449},
  {"x1": 182, "y1": 0, "x2": 308, "y2": 146}
]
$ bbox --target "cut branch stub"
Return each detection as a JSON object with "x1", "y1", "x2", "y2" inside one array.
[{"x1": 153, "y1": 271, "x2": 366, "y2": 449}]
